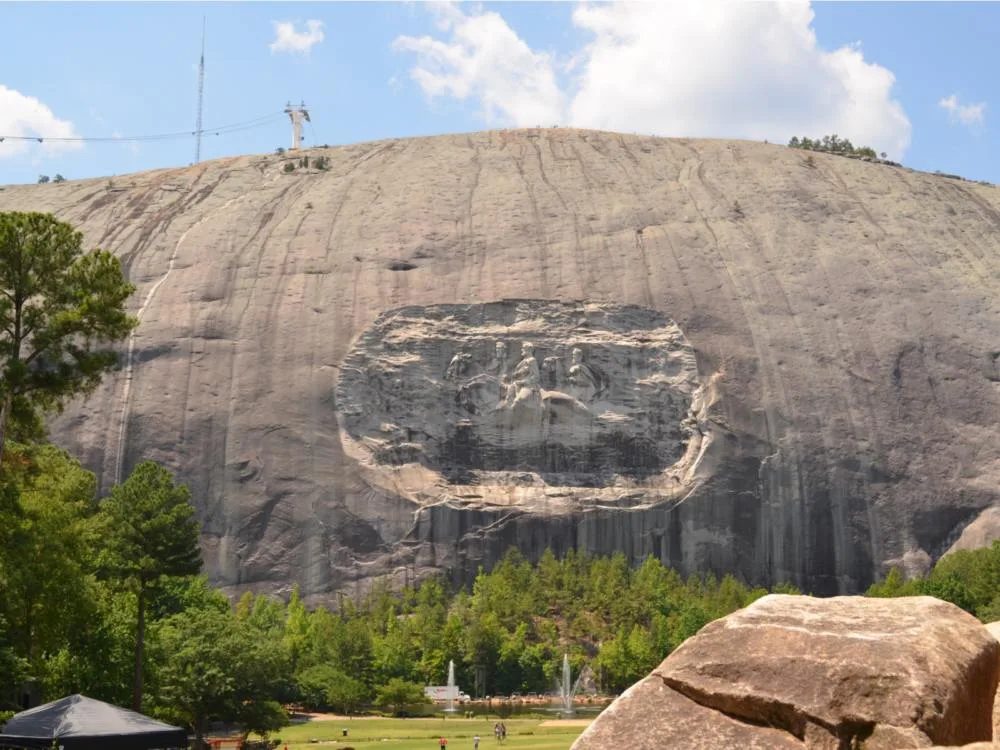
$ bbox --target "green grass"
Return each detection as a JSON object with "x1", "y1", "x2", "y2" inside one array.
[{"x1": 275, "y1": 716, "x2": 590, "y2": 750}]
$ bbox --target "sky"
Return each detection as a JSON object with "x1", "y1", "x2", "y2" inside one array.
[{"x1": 0, "y1": 1, "x2": 995, "y2": 186}]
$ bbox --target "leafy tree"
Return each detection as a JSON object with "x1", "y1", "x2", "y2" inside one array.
[
  {"x1": 152, "y1": 604, "x2": 289, "y2": 744},
  {"x1": 151, "y1": 607, "x2": 240, "y2": 743},
  {"x1": 296, "y1": 664, "x2": 368, "y2": 713},
  {"x1": 325, "y1": 671, "x2": 368, "y2": 715},
  {"x1": 36, "y1": 176, "x2": 49, "y2": 184},
  {"x1": 52, "y1": 175, "x2": 66, "y2": 184},
  {"x1": 788, "y1": 135, "x2": 878, "y2": 160},
  {"x1": 0, "y1": 212, "x2": 136, "y2": 467},
  {"x1": 866, "y1": 567, "x2": 914, "y2": 598},
  {"x1": 94, "y1": 461, "x2": 202, "y2": 711},
  {"x1": 284, "y1": 586, "x2": 310, "y2": 672},
  {"x1": 274, "y1": 147, "x2": 286, "y2": 155},
  {"x1": 0, "y1": 444, "x2": 99, "y2": 683},
  {"x1": 237, "y1": 699, "x2": 287, "y2": 742},
  {"x1": 42, "y1": 584, "x2": 137, "y2": 706},
  {"x1": 374, "y1": 678, "x2": 429, "y2": 716},
  {"x1": 0, "y1": 613, "x2": 26, "y2": 711}
]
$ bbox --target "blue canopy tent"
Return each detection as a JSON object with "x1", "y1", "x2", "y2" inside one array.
[{"x1": 0, "y1": 695, "x2": 188, "y2": 750}]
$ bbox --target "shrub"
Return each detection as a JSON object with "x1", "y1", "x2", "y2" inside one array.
[
  {"x1": 789, "y1": 135, "x2": 878, "y2": 160},
  {"x1": 53, "y1": 174, "x2": 66, "y2": 183},
  {"x1": 283, "y1": 162, "x2": 295, "y2": 173},
  {"x1": 37, "y1": 175, "x2": 50, "y2": 184},
  {"x1": 275, "y1": 147, "x2": 286, "y2": 156}
]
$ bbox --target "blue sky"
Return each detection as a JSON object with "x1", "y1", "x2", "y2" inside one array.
[{"x1": 0, "y1": 2, "x2": 994, "y2": 185}]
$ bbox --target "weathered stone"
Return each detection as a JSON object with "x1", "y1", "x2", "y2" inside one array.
[
  {"x1": 2, "y1": 130, "x2": 1000, "y2": 600},
  {"x1": 570, "y1": 674, "x2": 805, "y2": 750},
  {"x1": 576, "y1": 595, "x2": 999, "y2": 749},
  {"x1": 946, "y1": 510, "x2": 1000, "y2": 557},
  {"x1": 336, "y1": 301, "x2": 706, "y2": 510},
  {"x1": 985, "y1": 621, "x2": 1000, "y2": 741}
]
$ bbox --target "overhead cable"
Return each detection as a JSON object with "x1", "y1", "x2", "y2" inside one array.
[{"x1": 0, "y1": 112, "x2": 286, "y2": 144}]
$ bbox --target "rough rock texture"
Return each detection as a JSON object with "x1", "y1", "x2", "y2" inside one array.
[
  {"x1": 1, "y1": 129, "x2": 1000, "y2": 600},
  {"x1": 337, "y1": 300, "x2": 706, "y2": 510},
  {"x1": 986, "y1": 621, "x2": 1000, "y2": 740},
  {"x1": 572, "y1": 594, "x2": 1000, "y2": 750},
  {"x1": 947, "y1": 509, "x2": 1000, "y2": 557}
]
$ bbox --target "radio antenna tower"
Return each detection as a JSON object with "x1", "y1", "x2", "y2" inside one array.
[
  {"x1": 194, "y1": 17, "x2": 206, "y2": 163},
  {"x1": 284, "y1": 101, "x2": 310, "y2": 150}
]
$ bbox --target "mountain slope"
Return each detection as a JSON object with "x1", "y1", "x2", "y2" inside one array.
[{"x1": 2, "y1": 128, "x2": 999, "y2": 601}]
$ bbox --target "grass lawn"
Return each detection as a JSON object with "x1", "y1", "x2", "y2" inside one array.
[{"x1": 276, "y1": 716, "x2": 590, "y2": 750}]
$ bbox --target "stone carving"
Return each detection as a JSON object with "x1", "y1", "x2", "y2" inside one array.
[
  {"x1": 444, "y1": 349, "x2": 472, "y2": 381},
  {"x1": 567, "y1": 347, "x2": 603, "y2": 403},
  {"x1": 502, "y1": 341, "x2": 543, "y2": 414},
  {"x1": 336, "y1": 300, "x2": 709, "y2": 509}
]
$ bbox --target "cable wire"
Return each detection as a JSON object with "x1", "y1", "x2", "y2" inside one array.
[{"x1": 0, "y1": 112, "x2": 286, "y2": 144}]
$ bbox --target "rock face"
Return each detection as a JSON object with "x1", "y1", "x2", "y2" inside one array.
[
  {"x1": 985, "y1": 621, "x2": 1000, "y2": 739},
  {"x1": 572, "y1": 594, "x2": 1000, "y2": 750},
  {"x1": 1, "y1": 129, "x2": 1000, "y2": 600},
  {"x1": 337, "y1": 300, "x2": 706, "y2": 511}
]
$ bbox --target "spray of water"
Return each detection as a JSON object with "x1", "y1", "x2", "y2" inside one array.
[
  {"x1": 556, "y1": 654, "x2": 583, "y2": 717},
  {"x1": 445, "y1": 659, "x2": 457, "y2": 713}
]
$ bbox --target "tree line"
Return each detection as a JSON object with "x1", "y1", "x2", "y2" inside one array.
[{"x1": 788, "y1": 134, "x2": 884, "y2": 160}]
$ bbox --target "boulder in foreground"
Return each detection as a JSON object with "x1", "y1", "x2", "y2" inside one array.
[{"x1": 572, "y1": 595, "x2": 999, "y2": 749}]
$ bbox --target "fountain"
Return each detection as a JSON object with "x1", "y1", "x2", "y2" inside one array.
[
  {"x1": 444, "y1": 659, "x2": 458, "y2": 713},
  {"x1": 556, "y1": 654, "x2": 582, "y2": 717}
]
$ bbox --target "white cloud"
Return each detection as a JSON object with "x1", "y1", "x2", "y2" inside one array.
[
  {"x1": 269, "y1": 20, "x2": 325, "y2": 55},
  {"x1": 393, "y1": 1, "x2": 912, "y2": 158},
  {"x1": 938, "y1": 94, "x2": 986, "y2": 126},
  {"x1": 392, "y1": 5, "x2": 564, "y2": 126},
  {"x1": 0, "y1": 85, "x2": 81, "y2": 160}
]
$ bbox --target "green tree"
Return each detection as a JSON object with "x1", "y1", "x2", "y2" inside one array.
[
  {"x1": 374, "y1": 678, "x2": 429, "y2": 716},
  {"x1": 0, "y1": 212, "x2": 137, "y2": 467},
  {"x1": 36, "y1": 176, "x2": 49, "y2": 184},
  {"x1": 865, "y1": 567, "x2": 915, "y2": 598},
  {"x1": 0, "y1": 444, "x2": 99, "y2": 686},
  {"x1": 152, "y1": 604, "x2": 289, "y2": 744},
  {"x1": 151, "y1": 607, "x2": 240, "y2": 744},
  {"x1": 52, "y1": 175, "x2": 66, "y2": 184},
  {"x1": 284, "y1": 586, "x2": 310, "y2": 672},
  {"x1": 296, "y1": 664, "x2": 368, "y2": 713},
  {"x1": 0, "y1": 613, "x2": 26, "y2": 710},
  {"x1": 326, "y1": 671, "x2": 368, "y2": 715},
  {"x1": 95, "y1": 461, "x2": 202, "y2": 711}
]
